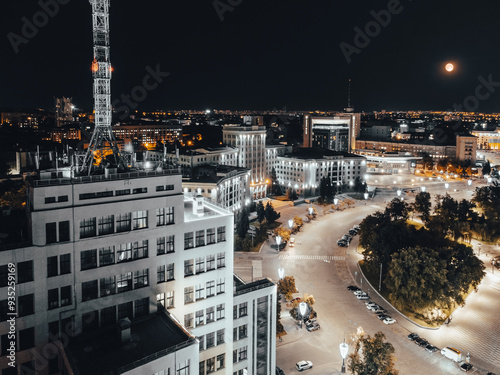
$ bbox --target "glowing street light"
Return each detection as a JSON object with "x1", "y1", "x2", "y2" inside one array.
[
  {"x1": 334, "y1": 198, "x2": 338, "y2": 205},
  {"x1": 299, "y1": 302, "x2": 307, "y2": 316},
  {"x1": 278, "y1": 267, "x2": 285, "y2": 280},
  {"x1": 288, "y1": 219, "x2": 293, "y2": 229},
  {"x1": 468, "y1": 179, "x2": 472, "y2": 187},
  {"x1": 487, "y1": 177, "x2": 492, "y2": 184},
  {"x1": 339, "y1": 341, "x2": 349, "y2": 373},
  {"x1": 445, "y1": 183, "x2": 449, "y2": 190},
  {"x1": 364, "y1": 192, "x2": 369, "y2": 200},
  {"x1": 397, "y1": 189, "x2": 402, "y2": 197},
  {"x1": 308, "y1": 207, "x2": 313, "y2": 215},
  {"x1": 276, "y1": 236, "x2": 282, "y2": 251},
  {"x1": 421, "y1": 186, "x2": 426, "y2": 193}
]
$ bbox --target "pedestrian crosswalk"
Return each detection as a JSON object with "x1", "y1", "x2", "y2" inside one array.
[{"x1": 278, "y1": 254, "x2": 345, "y2": 261}]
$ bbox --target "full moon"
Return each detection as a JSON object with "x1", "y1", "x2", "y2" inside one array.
[{"x1": 445, "y1": 63, "x2": 454, "y2": 72}]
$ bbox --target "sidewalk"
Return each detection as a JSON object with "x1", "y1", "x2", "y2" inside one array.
[{"x1": 277, "y1": 301, "x2": 307, "y2": 347}]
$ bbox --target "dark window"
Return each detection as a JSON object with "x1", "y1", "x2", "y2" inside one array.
[
  {"x1": 17, "y1": 261, "x2": 33, "y2": 284},
  {"x1": 217, "y1": 252, "x2": 225, "y2": 268},
  {"x1": 82, "y1": 280, "x2": 98, "y2": 301},
  {"x1": 100, "y1": 277, "x2": 116, "y2": 297},
  {"x1": 48, "y1": 288, "x2": 59, "y2": 310},
  {"x1": 166, "y1": 235, "x2": 175, "y2": 253},
  {"x1": 48, "y1": 320, "x2": 60, "y2": 341},
  {"x1": 207, "y1": 228, "x2": 215, "y2": 244},
  {"x1": 166, "y1": 263, "x2": 174, "y2": 281},
  {"x1": 217, "y1": 354, "x2": 225, "y2": 370},
  {"x1": 98, "y1": 215, "x2": 114, "y2": 235},
  {"x1": 157, "y1": 237, "x2": 166, "y2": 255},
  {"x1": 157, "y1": 265, "x2": 165, "y2": 283},
  {"x1": 60, "y1": 286, "x2": 72, "y2": 307},
  {"x1": 80, "y1": 218, "x2": 96, "y2": 238},
  {"x1": 133, "y1": 240, "x2": 148, "y2": 259},
  {"x1": 79, "y1": 193, "x2": 96, "y2": 200},
  {"x1": 117, "y1": 243, "x2": 132, "y2": 263},
  {"x1": 82, "y1": 311, "x2": 99, "y2": 332},
  {"x1": 1, "y1": 300, "x2": 8, "y2": 322},
  {"x1": 206, "y1": 281, "x2": 215, "y2": 297},
  {"x1": 217, "y1": 329, "x2": 225, "y2": 345},
  {"x1": 133, "y1": 269, "x2": 148, "y2": 289},
  {"x1": 195, "y1": 257, "x2": 205, "y2": 274},
  {"x1": 46, "y1": 222, "x2": 57, "y2": 244},
  {"x1": 117, "y1": 301, "x2": 133, "y2": 320},
  {"x1": 115, "y1": 189, "x2": 130, "y2": 196},
  {"x1": 59, "y1": 221, "x2": 70, "y2": 242},
  {"x1": 196, "y1": 230, "x2": 205, "y2": 247},
  {"x1": 116, "y1": 213, "x2": 131, "y2": 232},
  {"x1": 132, "y1": 187, "x2": 147, "y2": 194},
  {"x1": 184, "y1": 232, "x2": 194, "y2": 249},
  {"x1": 206, "y1": 307, "x2": 215, "y2": 323},
  {"x1": 81, "y1": 249, "x2": 97, "y2": 270},
  {"x1": 217, "y1": 226, "x2": 226, "y2": 242},
  {"x1": 166, "y1": 184, "x2": 174, "y2": 190},
  {"x1": 217, "y1": 304, "x2": 225, "y2": 320},
  {"x1": 156, "y1": 185, "x2": 165, "y2": 192},
  {"x1": 101, "y1": 306, "x2": 116, "y2": 327},
  {"x1": 18, "y1": 294, "x2": 34, "y2": 317},
  {"x1": 132, "y1": 210, "x2": 148, "y2": 229},
  {"x1": 134, "y1": 297, "x2": 149, "y2": 317},
  {"x1": 165, "y1": 207, "x2": 174, "y2": 224},
  {"x1": 117, "y1": 272, "x2": 133, "y2": 293},
  {"x1": 59, "y1": 253, "x2": 71, "y2": 275},
  {"x1": 18, "y1": 327, "x2": 35, "y2": 351},
  {"x1": 206, "y1": 254, "x2": 215, "y2": 271},
  {"x1": 184, "y1": 286, "x2": 194, "y2": 304},
  {"x1": 156, "y1": 208, "x2": 166, "y2": 226},
  {"x1": 58, "y1": 195, "x2": 68, "y2": 202},
  {"x1": 184, "y1": 259, "x2": 194, "y2": 277},
  {"x1": 239, "y1": 302, "x2": 247, "y2": 317},
  {"x1": 47, "y1": 256, "x2": 58, "y2": 277},
  {"x1": 45, "y1": 197, "x2": 56, "y2": 204},
  {"x1": 238, "y1": 324, "x2": 247, "y2": 339},
  {"x1": 1, "y1": 334, "x2": 9, "y2": 356},
  {"x1": 99, "y1": 246, "x2": 114, "y2": 266},
  {"x1": 0, "y1": 265, "x2": 7, "y2": 287},
  {"x1": 206, "y1": 332, "x2": 215, "y2": 348},
  {"x1": 95, "y1": 191, "x2": 113, "y2": 198}
]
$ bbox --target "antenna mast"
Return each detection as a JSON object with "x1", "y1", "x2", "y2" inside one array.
[
  {"x1": 344, "y1": 78, "x2": 354, "y2": 113},
  {"x1": 81, "y1": 0, "x2": 123, "y2": 175}
]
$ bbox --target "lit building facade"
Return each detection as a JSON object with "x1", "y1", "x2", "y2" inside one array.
[
  {"x1": 303, "y1": 113, "x2": 361, "y2": 152},
  {"x1": 0, "y1": 169, "x2": 275, "y2": 375},
  {"x1": 470, "y1": 129, "x2": 500, "y2": 150},
  {"x1": 455, "y1": 135, "x2": 477, "y2": 163},
  {"x1": 113, "y1": 124, "x2": 183, "y2": 146},
  {"x1": 274, "y1": 149, "x2": 367, "y2": 197},
  {"x1": 223, "y1": 125, "x2": 267, "y2": 200}
]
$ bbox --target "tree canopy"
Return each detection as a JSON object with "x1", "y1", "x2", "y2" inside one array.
[
  {"x1": 348, "y1": 332, "x2": 399, "y2": 375},
  {"x1": 265, "y1": 201, "x2": 281, "y2": 224}
]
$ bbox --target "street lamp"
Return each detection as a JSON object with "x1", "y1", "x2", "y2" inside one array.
[
  {"x1": 487, "y1": 177, "x2": 492, "y2": 184},
  {"x1": 468, "y1": 179, "x2": 472, "y2": 187},
  {"x1": 364, "y1": 192, "x2": 369, "y2": 200},
  {"x1": 299, "y1": 302, "x2": 308, "y2": 328},
  {"x1": 288, "y1": 219, "x2": 293, "y2": 229},
  {"x1": 334, "y1": 198, "x2": 338, "y2": 205},
  {"x1": 492, "y1": 258, "x2": 496, "y2": 274},
  {"x1": 308, "y1": 207, "x2": 313, "y2": 215},
  {"x1": 339, "y1": 341, "x2": 349, "y2": 373},
  {"x1": 445, "y1": 183, "x2": 449, "y2": 191},
  {"x1": 278, "y1": 267, "x2": 285, "y2": 280},
  {"x1": 276, "y1": 236, "x2": 282, "y2": 251},
  {"x1": 421, "y1": 186, "x2": 426, "y2": 193},
  {"x1": 397, "y1": 189, "x2": 402, "y2": 197}
]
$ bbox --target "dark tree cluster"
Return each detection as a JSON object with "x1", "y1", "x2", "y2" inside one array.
[{"x1": 318, "y1": 176, "x2": 335, "y2": 203}]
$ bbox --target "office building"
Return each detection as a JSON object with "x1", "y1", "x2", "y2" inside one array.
[{"x1": 303, "y1": 113, "x2": 360, "y2": 152}]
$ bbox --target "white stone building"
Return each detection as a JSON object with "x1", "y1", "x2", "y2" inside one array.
[{"x1": 0, "y1": 168, "x2": 276, "y2": 375}]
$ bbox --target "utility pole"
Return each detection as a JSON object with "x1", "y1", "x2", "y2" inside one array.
[{"x1": 379, "y1": 263, "x2": 382, "y2": 291}]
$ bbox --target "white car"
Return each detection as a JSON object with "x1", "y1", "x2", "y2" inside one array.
[
  {"x1": 357, "y1": 294, "x2": 369, "y2": 300},
  {"x1": 353, "y1": 290, "x2": 366, "y2": 296},
  {"x1": 296, "y1": 361, "x2": 313, "y2": 371},
  {"x1": 365, "y1": 302, "x2": 378, "y2": 309},
  {"x1": 383, "y1": 317, "x2": 396, "y2": 324}
]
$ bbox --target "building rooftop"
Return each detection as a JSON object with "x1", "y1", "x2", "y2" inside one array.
[
  {"x1": 184, "y1": 165, "x2": 250, "y2": 184},
  {"x1": 183, "y1": 196, "x2": 232, "y2": 222},
  {"x1": 234, "y1": 277, "x2": 276, "y2": 296},
  {"x1": 67, "y1": 312, "x2": 196, "y2": 375},
  {"x1": 284, "y1": 148, "x2": 365, "y2": 160}
]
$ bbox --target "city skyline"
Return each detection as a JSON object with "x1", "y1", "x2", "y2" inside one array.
[{"x1": 2, "y1": 1, "x2": 500, "y2": 112}]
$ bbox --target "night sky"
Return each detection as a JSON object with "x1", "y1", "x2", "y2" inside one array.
[{"x1": 2, "y1": 0, "x2": 500, "y2": 112}]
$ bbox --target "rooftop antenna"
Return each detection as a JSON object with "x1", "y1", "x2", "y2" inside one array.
[
  {"x1": 344, "y1": 79, "x2": 354, "y2": 113},
  {"x1": 80, "y1": 0, "x2": 124, "y2": 175}
]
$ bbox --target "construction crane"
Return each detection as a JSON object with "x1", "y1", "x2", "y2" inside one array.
[{"x1": 80, "y1": 0, "x2": 124, "y2": 175}]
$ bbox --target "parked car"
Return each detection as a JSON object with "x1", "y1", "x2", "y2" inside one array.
[
  {"x1": 337, "y1": 240, "x2": 348, "y2": 247},
  {"x1": 357, "y1": 294, "x2": 369, "y2": 300},
  {"x1": 460, "y1": 363, "x2": 473, "y2": 372},
  {"x1": 407, "y1": 333, "x2": 419, "y2": 341},
  {"x1": 372, "y1": 307, "x2": 387, "y2": 314},
  {"x1": 289, "y1": 237, "x2": 295, "y2": 247},
  {"x1": 353, "y1": 290, "x2": 366, "y2": 296},
  {"x1": 353, "y1": 225, "x2": 360, "y2": 230},
  {"x1": 349, "y1": 229, "x2": 357, "y2": 236},
  {"x1": 415, "y1": 338, "x2": 429, "y2": 347},
  {"x1": 425, "y1": 344, "x2": 439, "y2": 353},
  {"x1": 296, "y1": 361, "x2": 313, "y2": 371},
  {"x1": 383, "y1": 317, "x2": 396, "y2": 324},
  {"x1": 305, "y1": 319, "x2": 317, "y2": 327},
  {"x1": 377, "y1": 314, "x2": 390, "y2": 320},
  {"x1": 365, "y1": 301, "x2": 378, "y2": 308},
  {"x1": 276, "y1": 366, "x2": 285, "y2": 375},
  {"x1": 347, "y1": 285, "x2": 360, "y2": 292},
  {"x1": 342, "y1": 234, "x2": 352, "y2": 241},
  {"x1": 306, "y1": 322, "x2": 320, "y2": 331}
]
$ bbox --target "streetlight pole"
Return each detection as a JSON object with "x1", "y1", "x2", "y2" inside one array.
[
  {"x1": 379, "y1": 263, "x2": 382, "y2": 291},
  {"x1": 276, "y1": 236, "x2": 282, "y2": 252},
  {"x1": 339, "y1": 340, "x2": 349, "y2": 373}
]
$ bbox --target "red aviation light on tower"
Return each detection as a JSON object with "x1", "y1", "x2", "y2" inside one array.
[{"x1": 91, "y1": 59, "x2": 99, "y2": 73}]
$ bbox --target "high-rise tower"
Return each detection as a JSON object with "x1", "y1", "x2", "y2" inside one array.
[{"x1": 80, "y1": 0, "x2": 123, "y2": 175}]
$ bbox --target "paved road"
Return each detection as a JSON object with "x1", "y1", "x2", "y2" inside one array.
[{"x1": 235, "y1": 177, "x2": 500, "y2": 374}]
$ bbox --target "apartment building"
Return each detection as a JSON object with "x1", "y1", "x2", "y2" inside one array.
[{"x1": 0, "y1": 168, "x2": 275, "y2": 375}]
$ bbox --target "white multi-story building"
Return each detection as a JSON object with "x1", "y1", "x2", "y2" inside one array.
[
  {"x1": 274, "y1": 149, "x2": 367, "y2": 197},
  {"x1": 223, "y1": 125, "x2": 267, "y2": 200},
  {"x1": 303, "y1": 113, "x2": 361, "y2": 152},
  {"x1": 265, "y1": 145, "x2": 292, "y2": 176},
  {"x1": 471, "y1": 129, "x2": 500, "y2": 150},
  {"x1": 0, "y1": 168, "x2": 275, "y2": 375},
  {"x1": 164, "y1": 147, "x2": 239, "y2": 177}
]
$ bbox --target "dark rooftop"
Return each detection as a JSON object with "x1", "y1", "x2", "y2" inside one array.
[
  {"x1": 67, "y1": 312, "x2": 196, "y2": 375},
  {"x1": 286, "y1": 148, "x2": 365, "y2": 160},
  {"x1": 185, "y1": 165, "x2": 250, "y2": 184},
  {"x1": 234, "y1": 277, "x2": 276, "y2": 296}
]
